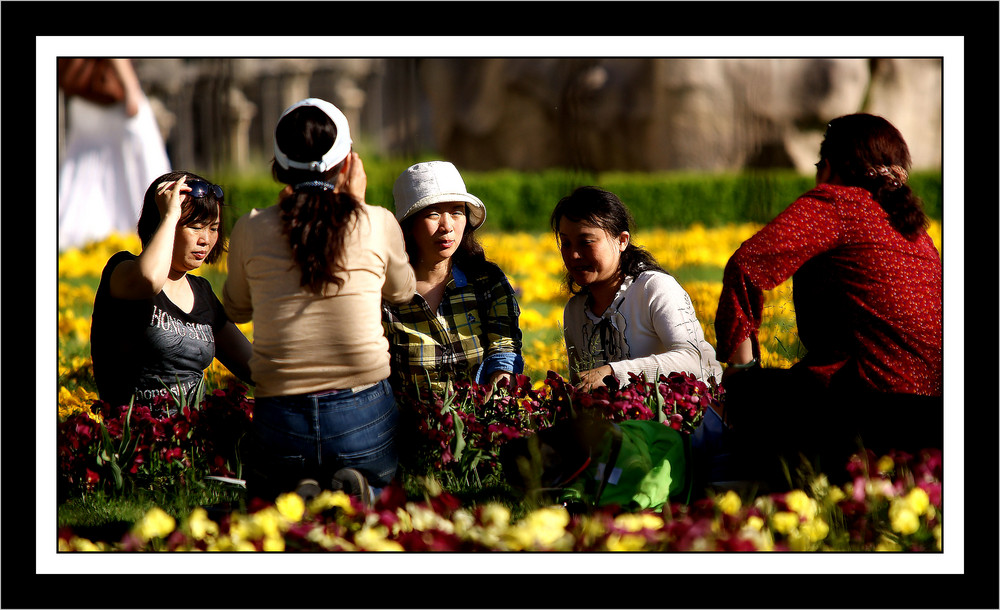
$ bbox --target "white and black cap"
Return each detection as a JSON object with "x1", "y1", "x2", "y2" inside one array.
[{"x1": 273, "y1": 97, "x2": 353, "y2": 173}]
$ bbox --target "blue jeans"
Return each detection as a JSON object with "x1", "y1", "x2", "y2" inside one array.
[
  {"x1": 690, "y1": 405, "x2": 737, "y2": 485},
  {"x1": 246, "y1": 379, "x2": 399, "y2": 501}
]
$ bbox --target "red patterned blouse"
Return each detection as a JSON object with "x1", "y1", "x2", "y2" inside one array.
[{"x1": 715, "y1": 184, "x2": 943, "y2": 396}]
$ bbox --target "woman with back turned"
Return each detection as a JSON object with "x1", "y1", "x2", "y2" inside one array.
[
  {"x1": 223, "y1": 98, "x2": 416, "y2": 505},
  {"x1": 714, "y1": 113, "x2": 943, "y2": 489}
]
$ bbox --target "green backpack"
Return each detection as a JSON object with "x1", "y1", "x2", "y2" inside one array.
[{"x1": 558, "y1": 420, "x2": 692, "y2": 511}]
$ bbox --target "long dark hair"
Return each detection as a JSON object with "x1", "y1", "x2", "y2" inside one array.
[
  {"x1": 550, "y1": 186, "x2": 666, "y2": 295},
  {"x1": 272, "y1": 105, "x2": 361, "y2": 294},
  {"x1": 819, "y1": 113, "x2": 928, "y2": 239},
  {"x1": 400, "y1": 204, "x2": 489, "y2": 274},
  {"x1": 137, "y1": 170, "x2": 227, "y2": 265}
]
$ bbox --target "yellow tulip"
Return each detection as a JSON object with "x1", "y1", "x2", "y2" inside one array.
[
  {"x1": 188, "y1": 507, "x2": 219, "y2": 540},
  {"x1": 254, "y1": 506, "x2": 285, "y2": 538},
  {"x1": 717, "y1": 490, "x2": 742, "y2": 516},
  {"x1": 275, "y1": 492, "x2": 306, "y2": 522},
  {"x1": 784, "y1": 490, "x2": 817, "y2": 521},
  {"x1": 799, "y1": 518, "x2": 829, "y2": 543},
  {"x1": 406, "y1": 503, "x2": 455, "y2": 534},
  {"x1": 479, "y1": 503, "x2": 511, "y2": 529},
  {"x1": 889, "y1": 499, "x2": 921, "y2": 535},
  {"x1": 503, "y1": 506, "x2": 571, "y2": 550},
  {"x1": 613, "y1": 512, "x2": 664, "y2": 532},
  {"x1": 605, "y1": 532, "x2": 649, "y2": 551},
  {"x1": 134, "y1": 507, "x2": 176, "y2": 541},
  {"x1": 876, "y1": 455, "x2": 895, "y2": 476},
  {"x1": 771, "y1": 511, "x2": 800, "y2": 535},
  {"x1": 354, "y1": 526, "x2": 405, "y2": 551},
  {"x1": 261, "y1": 535, "x2": 285, "y2": 552},
  {"x1": 308, "y1": 490, "x2": 355, "y2": 516},
  {"x1": 905, "y1": 487, "x2": 930, "y2": 516}
]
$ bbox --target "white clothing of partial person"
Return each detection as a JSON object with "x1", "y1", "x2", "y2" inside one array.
[{"x1": 58, "y1": 92, "x2": 171, "y2": 251}]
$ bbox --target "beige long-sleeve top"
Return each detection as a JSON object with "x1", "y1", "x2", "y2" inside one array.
[{"x1": 223, "y1": 203, "x2": 416, "y2": 397}]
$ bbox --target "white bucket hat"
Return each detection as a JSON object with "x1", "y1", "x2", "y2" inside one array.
[
  {"x1": 273, "y1": 98, "x2": 353, "y2": 173},
  {"x1": 393, "y1": 161, "x2": 486, "y2": 229}
]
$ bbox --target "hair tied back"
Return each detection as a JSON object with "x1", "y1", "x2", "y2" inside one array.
[
  {"x1": 866, "y1": 164, "x2": 908, "y2": 190},
  {"x1": 294, "y1": 181, "x2": 337, "y2": 193}
]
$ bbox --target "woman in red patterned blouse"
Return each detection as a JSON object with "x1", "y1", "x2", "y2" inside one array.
[{"x1": 708, "y1": 114, "x2": 943, "y2": 490}]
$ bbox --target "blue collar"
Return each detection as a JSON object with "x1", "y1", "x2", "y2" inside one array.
[{"x1": 451, "y1": 265, "x2": 468, "y2": 288}]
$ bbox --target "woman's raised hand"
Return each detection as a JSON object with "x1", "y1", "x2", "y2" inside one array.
[
  {"x1": 110, "y1": 176, "x2": 188, "y2": 300},
  {"x1": 343, "y1": 152, "x2": 367, "y2": 203},
  {"x1": 155, "y1": 176, "x2": 188, "y2": 224}
]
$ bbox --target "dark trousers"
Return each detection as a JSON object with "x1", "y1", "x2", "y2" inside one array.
[{"x1": 721, "y1": 367, "x2": 943, "y2": 490}]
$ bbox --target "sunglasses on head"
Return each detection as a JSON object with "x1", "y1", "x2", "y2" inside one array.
[{"x1": 185, "y1": 180, "x2": 224, "y2": 203}]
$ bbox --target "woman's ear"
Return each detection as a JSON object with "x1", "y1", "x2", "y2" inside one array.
[
  {"x1": 618, "y1": 231, "x2": 630, "y2": 251},
  {"x1": 816, "y1": 158, "x2": 834, "y2": 185}
]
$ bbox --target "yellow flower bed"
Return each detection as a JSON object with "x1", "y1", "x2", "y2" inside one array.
[{"x1": 57, "y1": 222, "x2": 942, "y2": 403}]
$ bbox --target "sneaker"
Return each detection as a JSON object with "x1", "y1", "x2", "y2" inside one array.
[
  {"x1": 331, "y1": 468, "x2": 374, "y2": 507},
  {"x1": 293, "y1": 478, "x2": 322, "y2": 502}
]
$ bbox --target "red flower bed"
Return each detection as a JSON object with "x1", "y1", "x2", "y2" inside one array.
[
  {"x1": 394, "y1": 370, "x2": 722, "y2": 485},
  {"x1": 57, "y1": 383, "x2": 253, "y2": 498}
]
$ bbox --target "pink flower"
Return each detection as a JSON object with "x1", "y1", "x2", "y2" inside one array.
[{"x1": 852, "y1": 477, "x2": 867, "y2": 502}]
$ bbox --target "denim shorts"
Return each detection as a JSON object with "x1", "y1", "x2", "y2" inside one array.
[{"x1": 246, "y1": 379, "x2": 399, "y2": 500}]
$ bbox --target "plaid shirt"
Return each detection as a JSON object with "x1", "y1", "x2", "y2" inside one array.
[{"x1": 383, "y1": 262, "x2": 523, "y2": 397}]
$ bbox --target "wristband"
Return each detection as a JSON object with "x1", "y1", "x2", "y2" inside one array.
[{"x1": 729, "y1": 358, "x2": 759, "y2": 370}]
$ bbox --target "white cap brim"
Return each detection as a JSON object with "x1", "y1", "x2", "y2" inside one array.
[
  {"x1": 397, "y1": 193, "x2": 486, "y2": 229},
  {"x1": 273, "y1": 98, "x2": 353, "y2": 173}
]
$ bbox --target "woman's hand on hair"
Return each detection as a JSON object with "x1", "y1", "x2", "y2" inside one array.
[
  {"x1": 154, "y1": 176, "x2": 188, "y2": 225},
  {"x1": 110, "y1": 177, "x2": 186, "y2": 300},
  {"x1": 343, "y1": 152, "x2": 367, "y2": 203}
]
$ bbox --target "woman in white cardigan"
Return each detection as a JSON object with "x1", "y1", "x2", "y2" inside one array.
[{"x1": 551, "y1": 186, "x2": 722, "y2": 391}]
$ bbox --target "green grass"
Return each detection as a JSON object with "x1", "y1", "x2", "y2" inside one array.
[{"x1": 57, "y1": 481, "x2": 247, "y2": 541}]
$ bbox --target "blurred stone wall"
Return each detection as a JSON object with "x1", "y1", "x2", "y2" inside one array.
[{"x1": 76, "y1": 57, "x2": 940, "y2": 176}]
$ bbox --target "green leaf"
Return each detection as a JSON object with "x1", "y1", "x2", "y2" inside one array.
[
  {"x1": 193, "y1": 376, "x2": 206, "y2": 410},
  {"x1": 451, "y1": 409, "x2": 466, "y2": 462},
  {"x1": 109, "y1": 457, "x2": 123, "y2": 490},
  {"x1": 118, "y1": 401, "x2": 134, "y2": 456},
  {"x1": 99, "y1": 422, "x2": 115, "y2": 460},
  {"x1": 234, "y1": 432, "x2": 245, "y2": 480},
  {"x1": 653, "y1": 377, "x2": 667, "y2": 424}
]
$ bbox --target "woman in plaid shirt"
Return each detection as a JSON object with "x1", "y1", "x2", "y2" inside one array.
[{"x1": 383, "y1": 162, "x2": 524, "y2": 399}]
